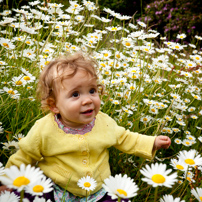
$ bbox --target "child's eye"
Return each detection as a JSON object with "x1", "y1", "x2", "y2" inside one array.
[
  {"x1": 89, "y1": 88, "x2": 96, "y2": 94},
  {"x1": 72, "y1": 92, "x2": 79, "y2": 97}
]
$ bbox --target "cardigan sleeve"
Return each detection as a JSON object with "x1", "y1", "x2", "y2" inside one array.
[
  {"x1": 6, "y1": 121, "x2": 42, "y2": 168},
  {"x1": 114, "y1": 129, "x2": 156, "y2": 160},
  {"x1": 102, "y1": 113, "x2": 156, "y2": 160}
]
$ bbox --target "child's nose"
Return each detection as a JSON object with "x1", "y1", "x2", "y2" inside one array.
[{"x1": 82, "y1": 95, "x2": 92, "y2": 105}]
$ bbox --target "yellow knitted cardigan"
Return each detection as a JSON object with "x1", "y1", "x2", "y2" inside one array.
[{"x1": 6, "y1": 111, "x2": 156, "y2": 197}]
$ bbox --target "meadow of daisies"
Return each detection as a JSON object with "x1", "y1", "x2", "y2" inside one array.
[{"x1": 0, "y1": 0, "x2": 202, "y2": 201}]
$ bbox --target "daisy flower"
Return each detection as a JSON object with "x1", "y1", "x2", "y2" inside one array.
[
  {"x1": 140, "y1": 115, "x2": 153, "y2": 125},
  {"x1": 0, "y1": 162, "x2": 5, "y2": 176},
  {"x1": 12, "y1": 75, "x2": 26, "y2": 86},
  {"x1": 195, "y1": 35, "x2": 202, "y2": 40},
  {"x1": 182, "y1": 139, "x2": 193, "y2": 147},
  {"x1": 33, "y1": 196, "x2": 52, "y2": 202},
  {"x1": 0, "y1": 164, "x2": 44, "y2": 191},
  {"x1": 0, "y1": 191, "x2": 20, "y2": 202},
  {"x1": 170, "y1": 93, "x2": 181, "y2": 100},
  {"x1": 26, "y1": 176, "x2": 53, "y2": 196},
  {"x1": 176, "y1": 120, "x2": 186, "y2": 126},
  {"x1": 160, "y1": 194, "x2": 185, "y2": 202},
  {"x1": 105, "y1": 26, "x2": 122, "y2": 32},
  {"x1": 176, "y1": 33, "x2": 186, "y2": 39},
  {"x1": 13, "y1": 133, "x2": 25, "y2": 141},
  {"x1": 149, "y1": 106, "x2": 159, "y2": 114},
  {"x1": 137, "y1": 21, "x2": 146, "y2": 28},
  {"x1": 191, "y1": 187, "x2": 202, "y2": 202},
  {"x1": 3, "y1": 87, "x2": 20, "y2": 99},
  {"x1": 198, "y1": 137, "x2": 202, "y2": 143},
  {"x1": 173, "y1": 128, "x2": 180, "y2": 133},
  {"x1": 2, "y1": 140, "x2": 19, "y2": 152},
  {"x1": 0, "y1": 38, "x2": 15, "y2": 49},
  {"x1": 174, "y1": 138, "x2": 182, "y2": 144},
  {"x1": 184, "y1": 171, "x2": 195, "y2": 183},
  {"x1": 77, "y1": 176, "x2": 97, "y2": 192},
  {"x1": 140, "y1": 163, "x2": 178, "y2": 188},
  {"x1": 177, "y1": 149, "x2": 202, "y2": 167},
  {"x1": 186, "y1": 135, "x2": 196, "y2": 141},
  {"x1": 102, "y1": 174, "x2": 139, "y2": 199},
  {"x1": 170, "y1": 158, "x2": 188, "y2": 172}
]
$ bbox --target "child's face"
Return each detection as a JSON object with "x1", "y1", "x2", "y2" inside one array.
[{"x1": 50, "y1": 69, "x2": 101, "y2": 128}]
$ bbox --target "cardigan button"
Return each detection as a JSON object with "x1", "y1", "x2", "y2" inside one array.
[
  {"x1": 86, "y1": 172, "x2": 92, "y2": 177},
  {"x1": 82, "y1": 159, "x2": 87, "y2": 165},
  {"x1": 82, "y1": 151, "x2": 88, "y2": 155}
]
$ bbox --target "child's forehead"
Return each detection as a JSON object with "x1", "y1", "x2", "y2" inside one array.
[{"x1": 52, "y1": 65, "x2": 94, "y2": 78}]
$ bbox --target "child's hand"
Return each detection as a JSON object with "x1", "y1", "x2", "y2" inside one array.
[{"x1": 153, "y1": 135, "x2": 171, "y2": 150}]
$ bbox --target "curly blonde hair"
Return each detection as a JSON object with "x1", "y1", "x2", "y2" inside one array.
[{"x1": 37, "y1": 51, "x2": 102, "y2": 111}]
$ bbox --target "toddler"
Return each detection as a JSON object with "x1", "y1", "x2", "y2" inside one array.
[{"x1": 4, "y1": 52, "x2": 171, "y2": 201}]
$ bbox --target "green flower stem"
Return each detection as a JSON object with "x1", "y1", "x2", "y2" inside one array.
[
  {"x1": 154, "y1": 186, "x2": 158, "y2": 202},
  {"x1": 20, "y1": 189, "x2": 25, "y2": 202}
]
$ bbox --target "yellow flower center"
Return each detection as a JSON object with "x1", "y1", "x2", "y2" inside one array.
[
  {"x1": 84, "y1": 182, "x2": 91, "y2": 187},
  {"x1": 151, "y1": 109, "x2": 156, "y2": 112},
  {"x1": 185, "y1": 159, "x2": 195, "y2": 165},
  {"x1": 26, "y1": 41, "x2": 30, "y2": 44},
  {"x1": 175, "y1": 45, "x2": 179, "y2": 49},
  {"x1": 144, "y1": 48, "x2": 149, "y2": 52},
  {"x1": 200, "y1": 196, "x2": 202, "y2": 201},
  {"x1": 24, "y1": 76, "x2": 30, "y2": 80},
  {"x1": 16, "y1": 81, "x2": 23, "y2": 85},
  {"x1": 104, "y1": 53, "x2": 108, "y2": 57},
  {"x1": 33, "y1": 185, "x2": 44, "y2": 193},
  {"x1": 125, "y1": 42, "x2": 131, "y2": 46},
  {"x1": 8, "y1": 90, "x2": 15, "y2": 95},
  {"x1": 117, "y1": 189, "x2": 127, "y2": 196},
  {"x1": 143, "y1": 118, "x2": 148, "y2": 122},
  {"x1": 176, "y1": 165, "x2": 184, "y2": 170},
  {"x1": 151, "y1": 174, "x2": 166, "y2": 183},
  {"x1": 13, "y1": 176, "x2": 30, "y2": 187},
  {"x1": 3, "y1": 43, "x2": 9, "y2": 48}
]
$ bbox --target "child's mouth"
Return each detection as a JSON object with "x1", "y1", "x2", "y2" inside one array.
[{"x1": 81, "y1": 109, "x2": 93, "y2": 114}]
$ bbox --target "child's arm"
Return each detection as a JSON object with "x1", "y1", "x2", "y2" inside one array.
[{"x1": 153, "y1": 135, "x2": 171, "y2": 150}]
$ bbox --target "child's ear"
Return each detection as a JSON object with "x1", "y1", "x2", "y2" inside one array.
[{"x1": 47, "y1": 98, "x2": 59, "y2": 114}]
